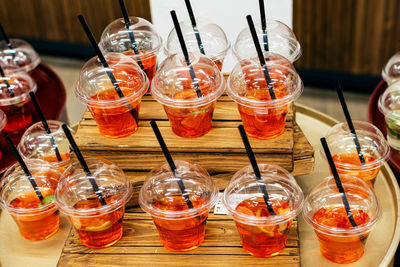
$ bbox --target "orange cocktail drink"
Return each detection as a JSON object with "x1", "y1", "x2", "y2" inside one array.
[
  {"x1": 55, "y1": 158, "x2": 132, "y2": 249},
  {"x1": 323, "y1": 121, "x2": 390, "y2": 187},
  {"x1": 227, "y1": 56, "x2": 302, "y2": 139},
  {"x1": 303, "y1": 175, "x2": 382, "y2": 264},
  {"x1": 151, "y1": 53, "x2": 225, "y2": 138},
  {"x1": 99, "y1": 16, "x2": 162, "y2": 89},
  {"x1": 223, "y1": 164, "x2": 304, "y2": 257},
  {"x1": 75, "y1": 53, "x2": 148, "y2": 138},
  {"x1": 0, "y1": 160, "x2": 61, "y2": 241},
  {"x1": 18, "y1": 120, "x2": 72, "y2": 174},
  {"x1": 0, "y1": 69, "x2": 37, "y2": 132},
  {"x1": 139, "y1": 160, "x2": 219, "y2": 251}
]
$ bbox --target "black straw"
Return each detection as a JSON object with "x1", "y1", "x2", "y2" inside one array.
[
  {"x1": 247, "y1": 15, "x2": 275, "y2": 99},
  {"x1": 0, "y1": 65, "x2": 14, "y2": 97},
  {"x1": 258, "y1": 0, "x2": 269, "y2": 51},
  {"x1": 184, "y1": 0, "x2": 205, "y2": 55},
  {"x1": 4, "y1": 133, "x2": 43, "y2": 201},
  {"x1": 321, "y1": 137, "x2": 357, "y2": 227},
  {"x1": 78, "y1": 14, "x2": 139, "y2": 125},
  {"x1": 0, "y1": 24, "x2": 12, "y2": 49},
  {"x1": 238, "y1": 125, "x2": 276, "y2": 216},
  {"x1": 170, "y1": 10, "x2": 202, "y2": 98},
  {"x1": 150, "y1": 120, "x2": 195, "y2": 210},
  {"x1": 29, "y1": 92, "x2": 62, "y2": 162},
  {"x1": 335, "y1": 81, "x2": 366, "y2": 164},
  {"x1": 61, "y1": 124, "x2": 107, "y2": 206},
  {"x1": 118, "y1": 0, "x2": 145, "y2": 70}
]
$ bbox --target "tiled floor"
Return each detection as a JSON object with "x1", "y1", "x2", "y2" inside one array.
[{"x1": 41, "y1": 56, "x2": 371, "y2": 126}]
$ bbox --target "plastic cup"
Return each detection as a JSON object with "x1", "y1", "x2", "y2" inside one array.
[
  {"x1": 0, "y1": 109, "x2": 6, "y2": 160},
  {"x1": 75, "y1": 53, "x2": 148, "y2": 138},
  {"x1": 227, "y1": 56, "x2": 303, "y2": 139},
  {"x1": 17, "y1": 121, "x2": 73, "y2": 174},
  {"x1": 382, "y1": 51, "x2": 400, "y2": 85},
  {"x1": 223, "y1": 164, "x2": 304, "y2": 257},
  {"x1": 0, "y1": 69, "x2": 37, "y2": 131},
  {"x1": 0, "y1": 160, "x2": 61, "y2": 241},
  {"x1": 0, "y1": 38, "x2": 40, "y2": 73},
  {"x1": 99, "y1": 16, "x2": 162, "y2": 88},
  {"x1": 378, "y1": 82, "x2": 400, "y2": 150},
  {"x1": 139, "y1": 160, "x2": 219, "y2": 252},
  {"x1": 233, "y1": 20, "x2": 301, "y2": 63},
  {"x1": 321, "y1": 121, "x2": 390, "y2": 187},
  {"x1": 151, "y1": 52, "x2": 225, "y2": 138},
  {"x1": 303, "y1": 175, "x2": 381, "y2": 264},
  {"x1": 164, "y1": 18, "x2": 230, "y2": 71},
  {"x1": 55, "y1": 158, "x2": 132, "y2": 249}
]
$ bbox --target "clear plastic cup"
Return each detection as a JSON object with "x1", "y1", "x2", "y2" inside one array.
[
  {"x1": 321, "y1": 121, "x2": 390, "y2": 187},
  {"x1": 164, "y1": 18, "x2": 230, "y2": 71},
  {"x1": 227, "y1": 56, "x2": 303, "y2": 139},
  {"x1": 0, "y1": 160, "x2": 61, "y2": 241},
  {"x1": 17, "y1": 121, "x2": 73, "y2": 174},
  {"x1": 0, "y1": 38, "x2": 40, "y2": 73},
  {"x1": 75, "y1": 53, "x2": 148, "y2": 138},
  {"x1": 382, "y1": 51, "x2": 400, "y2": 85},
  {"x1": 151, "y1": 52, "x2": 225, "y2": 138},
  {"x1": 0, "y1": 68, "x2": 37, "y2": 131},
  {"x1": 378, "y1": 81, "x2": 400, "y2": 150},
  {"x1": 54, "y1": 158, "x2": 132, "y2": 249},
  {"x1": 139, "y1": 160, "x2": 219, "y2": 252},
  {"x1": 233, "y1": 20, "x2": 301, "y2": 63},
  {"x1": 0, "y1": 109, "x2": 6, "y2": 160},
  {"x1": 303, "y1": 175, "x2": 381, "y2": 264},
  {"x1": 99, "y1": 16, "x2": 162, "y2": 87},
  {"x1": 223, "y1": 164, "x2": 304, "y2": 257}
]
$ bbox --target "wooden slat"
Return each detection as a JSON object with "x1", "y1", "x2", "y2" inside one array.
[{"x1": 58, "y1": 210, "x2": 300, "y2": 266}]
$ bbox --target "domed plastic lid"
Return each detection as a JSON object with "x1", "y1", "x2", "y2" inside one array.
[
  {"x1": 0, "y1": 69, "x2": 37, "y2": 106},
  {"x1": 151, "y1": 52, "x2": 225, "y2": 108},
  {"x1": 55, "y1": 158, "x2": 133, "y2": 217},
  {"x1": 99, "y1": 16, "x2": 162, "y2": 59},
  {"x1": 17, "y1": 120, "x2": 72, "y2": 166},
  {"x1": 0, "y1": 39, "x2": 40, "y2": 73},
  {"x1": 164, "y1": 18, "x2": 230, "y2": 62},
  {"x1": 75, "y1": 53, "x2": 148, "y2": 107},
  {"x1": 139, "y1": 160, "x2": 219, "y2": 219},
  {"x1": 321, "y1": 121, "x2": 390, "y2": 169},
  {"x1": 382, "y1": 51, "x2": 400, "y2": 85},
  {"x1": 0, "y1": 109, "x2": 6, "y2": 130},
  {"x1": 378, "y1": 80, "x2": 400, "y2": 116},
  {"x1": 233, "y1": 20, "x2": 301, "y2": 63},
  {"x1": 227, "y1": 55, "x2": 303, "y2": 108}
]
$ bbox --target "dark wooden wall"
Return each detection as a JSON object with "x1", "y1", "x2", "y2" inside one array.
[
  {"x1": 0, "y1": 0, "x2": 151, "y2": 44},
  {"x1": 293, "y1": 0, "x2": 400, "y2": 76}
]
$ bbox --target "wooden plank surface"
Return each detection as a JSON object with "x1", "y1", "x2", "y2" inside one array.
[
  {"x1": 58, "y1": 207, "x2": 300, "y2": 267},
  {"x1": 75, "y1": 99, "x2": 294, "y2": 154}
]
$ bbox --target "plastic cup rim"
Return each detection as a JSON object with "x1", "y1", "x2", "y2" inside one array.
[{"x1": 226, "y1": 62, "x2": 303, "y2": 108}]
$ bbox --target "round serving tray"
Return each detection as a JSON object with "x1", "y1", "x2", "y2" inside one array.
[{"x1": 0, "y1": 104, "x2": 398, "y2": 266}]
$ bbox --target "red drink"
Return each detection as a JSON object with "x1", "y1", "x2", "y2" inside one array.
[
  {"x1": 234, "y1": 197, "x2": 292, "y2": 257},
  {"x1": 88, "y1": 87, "x2": 140, "y2": 138},
  {"x1": 164, "y1": 91, "x2": 215, "y2": 138},
  {"x1": 238, "y1": 89, "x2": 288, "y2": 139},
  {"x1": 332, "y1": 153, "x2": 379, "y2": 187},
  {"x1": 9, "y1": 188, "x2": 59, "y2": 241},
  {"x1": 152, "y1": 195, "x2": 208, "y2": 251},
  {"x1": 69, "y1": 197, "x2": 125, "y2": 249},
  {"x1": 123, "y1": 50, "x2": 157, "y2": 88},
  {"x1": 0, "y1": 73, "x2": 36, "y2": 131},
  {"x1": 40, "y1": 152, "x2": 71, "y2": 174},
  {"x1": 312, "y1": 206, "x2": 371, "y2": 264},
  {"x1": 228, "y1": 60, "x2": 301, "y2": 139}
]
